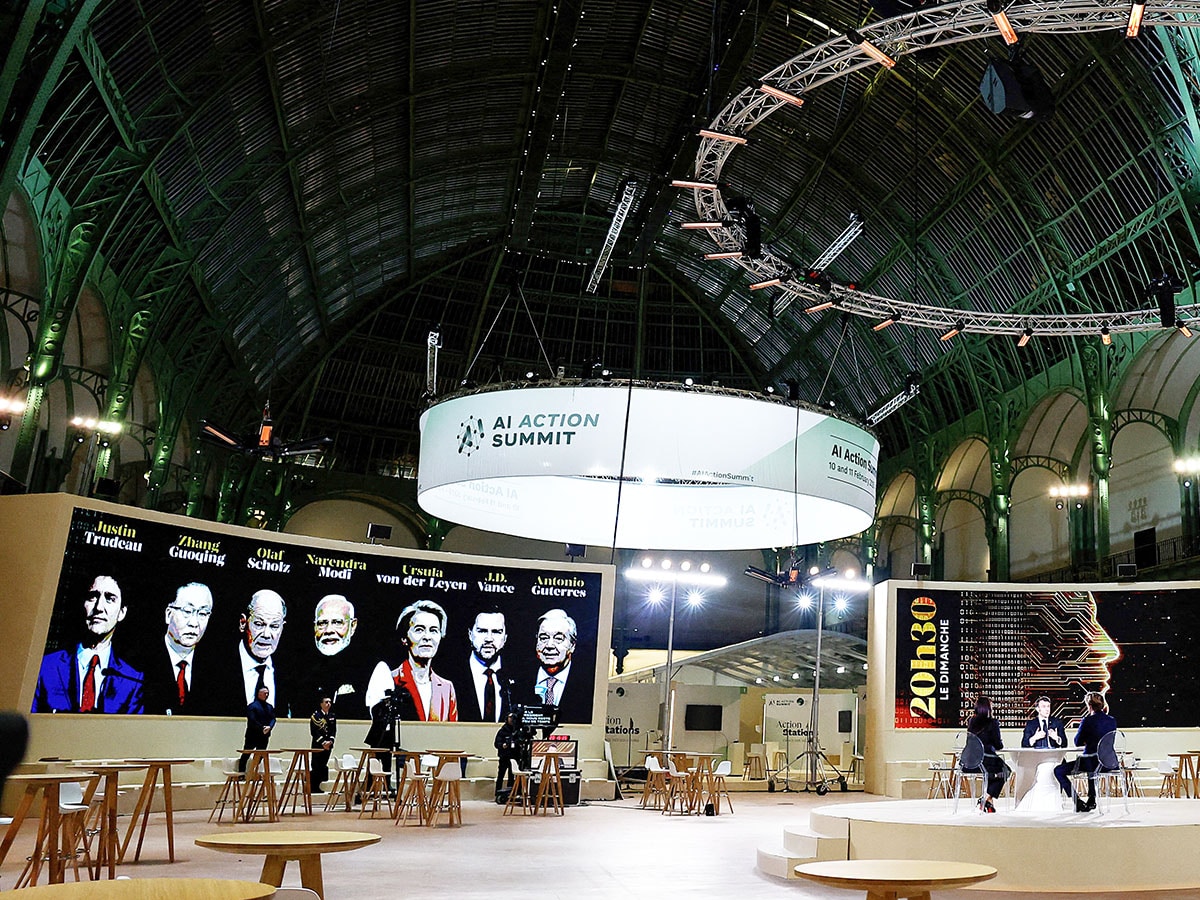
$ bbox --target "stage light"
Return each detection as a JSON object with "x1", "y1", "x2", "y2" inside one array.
[
  {"x1": 940, "y1": 321, "x2": 963, "y2": 341},
  {"x1": 750, "y1": 278, "x2": 783, "y2": 291},
  {"x1": 698, "y1": 128, "x2": 747, "y2": 145},
  {"x1": 680, "y1": 560, "x2": 692, "y2": 571},
  {"x1": 847, "y1": 29, "x2": 896, "y2": 68},
  {"x1": 704, "y1": 251, "x2": 743, "y2": 260},
  {"x1": 834, "y1": 597, "x2": 849, "y2": 613},
  {"x1": 681, "y1": 221, "x2": 725, "y2": 230},
  {"x1": 1179, "y1": 319, "x2": 1194, "y2": 338},
  {"x1": 1101, "y1": 326, "x2": 1112, "y2": 346},
  {"x1": 671, "y1": 179, "x2": 719, "y2": 190},
  {"x1": 686, "y1": 590, "x2": 705, "y2": 608},
  {"x1": 836, "y1": 665, "x2": 847, "y2": 674},
  {"x1": 988, "y1": 0, "x2": 1019, "y2": 44},
  {"x1": 641, "y1": 556, "x2": 653, "y2": 568},
  {"x1": 772, "y1": 675, "x2": 781, "y2": 682},
  {"x1": 647, "y1": 588, "x2": 665, "y2": 605},
  {"x1": 758, "y1": 83, "x2": 805, "y2": 107},
  {"x1": 1127, "y1": 1, "x2": 1146, "y2": 38},
  {"x1": 873, "y1": 313, "x2": 899, "y2": 331},
  {"x1": 1017, "y1": 327, "x2": 1033, "y2": 347},
  {"x1": 700, "y1": 562, "x2": 711, "y2": 573},
  {"x1": 797, "y1": 593, "x2": 814, "y2": 611},
  {"x1": 805, "y1": 301, "x2": 835, "y2": 314},
  {"x1": 661, "y1": 559, "x2": 672, "y2": 569},
  {"x1": 755, "y1": 677, "x2": 764, "y2": 684}
]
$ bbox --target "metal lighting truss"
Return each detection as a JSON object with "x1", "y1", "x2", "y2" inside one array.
[
  {"x1": 587, "y1": 181, "x2": 640, "y2": 293},
  {"x1": 684, "y1": 0, "x2": 1200, "y2": 335}
]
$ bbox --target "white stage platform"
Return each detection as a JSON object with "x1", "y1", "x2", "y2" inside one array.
[{"x1": 757, "y1": 798, "x2": 1200, "y2": 892}]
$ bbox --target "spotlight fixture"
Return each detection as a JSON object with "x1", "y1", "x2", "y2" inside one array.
[
  {"x1": 671, "y1": 179, "x2": 719, "y2": 190},
  {"x1": 1178, "y1": 319, "x2": 1194, "y2": 338},
  {"x1": 704, "y1": 250, "x2": 743, "y2": 260},
  {"x1": 1101, "y1": 326, "x2": 1112, "y2": 346},
  {"x1": 872, "y1": 312, "x2": 899, "y2": 331},
  {"x1": 750, "y1": 277, "x2": 783, "y2": 290},
  {"x1": 758, "y1": 83, "x2": 805, "y2": 107},
  {"x1": 1127, "y1": 1, "x2": 1146, "y2": 37},
  {"x1": 940, "y1": 320, "x2": 964, "y2": 341},
  {"x1": 680, "y1": 221, "x2": 725, "y2": 230},
  {"x1": 0, "y1": 415, "x2": 9, "y2": 430},
  {"x1": 987, "y1": 0, "x2": 1020, "y2": 45},
  {"x1": 805, "y1": 300, "x2": 835, "y2": 314},
  {"x1": 1017, "y1": 327, "x2": 1033, "y2": 347},
  {"x1": 698, "y1": 128, "x2": 747, "y2": 145},
  {"x1": 846, "y1": 29, "x2": 897, "y2": 68}
]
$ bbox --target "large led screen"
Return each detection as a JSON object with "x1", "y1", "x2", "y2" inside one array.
[
  {"x1": 894, "y1": 585, "x2": 1200, "y2": 729},
  {"x1": 32, "y1": 507, "x2": 602, "y2": 723}
]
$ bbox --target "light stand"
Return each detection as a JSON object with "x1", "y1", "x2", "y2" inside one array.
[
  {"x1": 664, "y1": 578, "x2": 678, "y2": 750},
  {"x1": 791, "y1": 572, "x2": 869, "y2": 794}
]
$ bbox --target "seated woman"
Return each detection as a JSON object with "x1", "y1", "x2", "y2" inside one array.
[{"x1": 965, "y1": 696, "x2": 1010, "y2": 812}]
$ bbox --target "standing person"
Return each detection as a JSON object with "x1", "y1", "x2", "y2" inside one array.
[
  {"x1": 32, "y1": 575, "x2": 144, "y2": 714},
  {"x1": 239, "y1": 685, "x2": 275, "y2": 773},
  {"x1": 144, "y1": 582, "x2": 213, "y2": 715},
  {"x1": 365, "y1": 599, "x2": 457, "y2": 722},
  {"x1": 964, "y1": 696, "x2": 1009, "y2": 812},
  {"x1": 459, "y1": 611, "x2": 511, "y2": 723},
  {"x1": 309, "y1": 695, "x2": 336, "y2": 793},
  {"x1": 1021, "y1": 696, "x2": 1067, "y2": 749},
  {"x1": 1054, "y1": 691, "x2": 1117, "y2": 812},
  {"x1": 493, "y1": 712, "x2": 522, "y2": 802}
]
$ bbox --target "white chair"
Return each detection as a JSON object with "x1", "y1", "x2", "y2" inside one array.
[
  {"x1": 1157, "y1": 759, "x2": 1180, "y2": 797},
  {"x1": 950, "y1": 734, "x2": 987, "y2": 813},
  {"x1": 1092, "y1": 730, "x2": 1129, "y2": 814},
  {"x1": 503, "y1": 758, "x2": 535, "y2": 816},
  {"x1": 16, "y1": 778, "x2": 95, "y2": 888},
  {"x1": 662, "y1": 757, "x2": 693, "y2": 815},
  {"x1": 395, "y1": 757, "x2": 427, "y2": 825},
  {"x1": 272, "y1": 890, "x2": 321, "y2": 899},
  {"x1": 427, "y1": 760, "x2": 462, "y2": 826},
  {"x1": 324, "y1": 752, "x2": 359, "y2": 811},
  {"x1": 710, "y1": 760, "x2": 734, "y2": 814},
  {"x1": 641, "y1": 757, "x2": 668, "y2": 809}
]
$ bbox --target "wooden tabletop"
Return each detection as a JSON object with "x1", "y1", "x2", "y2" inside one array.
[
  {"x1": 795, "y1": 859, "x2": 998, "y2": 892},
  {"x1": 196, "y1": 831, "x2": 381, "y2": 856},
  {"x1": 8, "y1": 878, "x2": 277, "y2": 898},
  {"x1": 124, "y1": 758, "x2": 196, "y2": 765},
  {"x1": 68, "y1": 762, "x2": 148, "y2": 772},
  {"x1": 7, "y1": 773, "x2": 98, "y2": 784}
]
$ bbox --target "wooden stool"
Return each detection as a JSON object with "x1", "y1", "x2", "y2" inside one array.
[
  {"x1": 710, "y1": 760, "x2": 734, "y2": 814},
  {"x1": 426, "y1": 760, "x2": 462, "y2": 827},
  {"x1": 502, "y1": 760, "x2": 535, "y2": 816},
  {"x1": 324, "y1": 753, "x2": 358, "y2": 812},
  {"x1": 743, "y1": 753, "x2": 766, "y2": 780},
  {"x1": 534, "y1": 752, "x2": 566, "y2": 815},
  {"x1": 211, "y1": 759, "x2": 245, "y2": 824},
  {"x1": 357, "y1": 758, "x2": 393, "y2": 819},
  {"x1": 15, "y1": 779, "x2": 96, "y2": 888},
  {"x1": 394, "y1": 758, "x2": 427, "y2": 826},
  {"x1": 641, "y1": 758, "x2": 669, "y2": 809}
]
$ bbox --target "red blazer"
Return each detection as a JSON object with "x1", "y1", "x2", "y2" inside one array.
[{"x1": 394, "y1": 658, "x2": 458, "y2": 722}]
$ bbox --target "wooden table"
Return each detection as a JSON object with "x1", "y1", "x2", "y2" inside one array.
[
  {"x1": 533, "y1": 747, "x2": 567, "y2": 816},
  {"x1": 236, "y1": 749, "x2": 282, "y2": 823},
  {"x1": 119, "y1": 757, "x2": 194, "y2": 863},
  {"x1": 794, "y1": 859, "x2": 998, "y2": 900},
  {"x1": 0, "y1": 772, "x2": 98, "y2": 885},
  {"x1": 196, "y1": 830, "x2": 381, "y2": 900},
  {"x1": 10, "y1": 878, "x2": 278, "y2": 898},
  {"x1": 68, "y1": 761, "x2": 147, "y2": 879},
  {"x1": 277, "y1": 748, "x2": 316, "y2": 816},
  {"x1": 1169, "y1": 752, "x2": 1198, "y2": 797}
]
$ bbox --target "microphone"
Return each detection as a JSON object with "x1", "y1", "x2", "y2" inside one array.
[{"x1": 101, "y1": 667, "x2": 144, "y2": 683}]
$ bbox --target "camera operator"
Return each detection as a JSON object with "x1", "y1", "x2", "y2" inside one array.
[
  {"x1": 365, "y1": 688, "x2": 402, "y2": 789},
  {"x1": 494, "y1": 706, "x2": 535, "y2": 802}
]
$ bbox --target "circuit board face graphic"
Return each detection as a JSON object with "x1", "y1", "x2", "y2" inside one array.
[{"x1": 895, "y1": 586, "x2": 1200, "y2": 729}]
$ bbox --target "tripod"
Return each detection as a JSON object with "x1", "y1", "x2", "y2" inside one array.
[{"x1": 793, "y1": 578, "x2": 849, "y2": 794}]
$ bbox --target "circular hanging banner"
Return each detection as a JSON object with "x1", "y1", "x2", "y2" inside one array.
[{"x1": 418, "y1": 383, "x2": 879, "y2": 550}]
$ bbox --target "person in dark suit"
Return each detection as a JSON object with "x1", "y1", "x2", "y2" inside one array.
[
  {"x1": 238, "y1": 685, "x2": 275, "y2": 772},
  {"x1": 455, "y1": 611, "x2": 512, "y2": 723},
  {"x1": 214, "y1": 589, "x2": 289, "y2": 717},
  {"x1": 143, "y1": 582, "x2": 214, "y2": 716},
  {"x1": 32, "y1": 575, "x2": 144, "y2": 714},
  {"x1": 309, "y1": 695, "x2": 336, "y2": 793},
  {"x1": 1021, "y1": 696, "x2": 1066, "y2": 749},
  {"x1": 965, "y1": 696, "x2": 1009, "y2": 812},
  {"x1": 529, "y1": 608, "x2": 592, "y2": 724},
  {"x1": 1055, "y1": 691, "x2": 1117, "y2": 812}
]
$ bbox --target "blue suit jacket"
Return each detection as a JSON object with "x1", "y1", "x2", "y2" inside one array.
[{"x1": 31, "y1": 648, "x2": 144, "y2": 714}]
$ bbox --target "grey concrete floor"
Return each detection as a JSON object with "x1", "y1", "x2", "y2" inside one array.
[{"x1": 2, "y1": 791, "x2": 1199, "y2": 898}]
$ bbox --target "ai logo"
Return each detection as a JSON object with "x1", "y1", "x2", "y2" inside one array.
[{"x1": 457, "y1": 416, "x2": 486, "y2": 456}]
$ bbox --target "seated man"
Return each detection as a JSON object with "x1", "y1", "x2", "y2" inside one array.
[
  {"x1": 1021, "y1": 696, "x2": 1067, "y2": 748},
  {"x1": 1054, "y1": 691, "x2": 1116, "y2": 812}
]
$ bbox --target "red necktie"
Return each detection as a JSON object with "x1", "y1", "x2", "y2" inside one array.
[
  {"x1": 80, "y1": 655, "x2": 100, "y2": 712},
  {"x1": 484, "y1": 668, "x2": 496, "y2": 722},
  {"x1": 177, "y1": 660, "x2": 188, "y2": 707}
]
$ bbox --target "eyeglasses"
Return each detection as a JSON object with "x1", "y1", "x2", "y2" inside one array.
[{"x1": 168, "y1": 605, "x2": 212, "y2": 620}]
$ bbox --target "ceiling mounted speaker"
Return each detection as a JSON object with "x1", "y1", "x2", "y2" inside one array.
[
  {"x1": 911, "y1": 562, "x2": 932, "y2": 578},
  {"x1": 980, "y1": 59, "x2": 1055, "y2": 121}
]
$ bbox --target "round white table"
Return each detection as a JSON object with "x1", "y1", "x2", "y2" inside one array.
[{"x1": 1002, "y1": 746, "x2": 1077, "y2": 812}]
